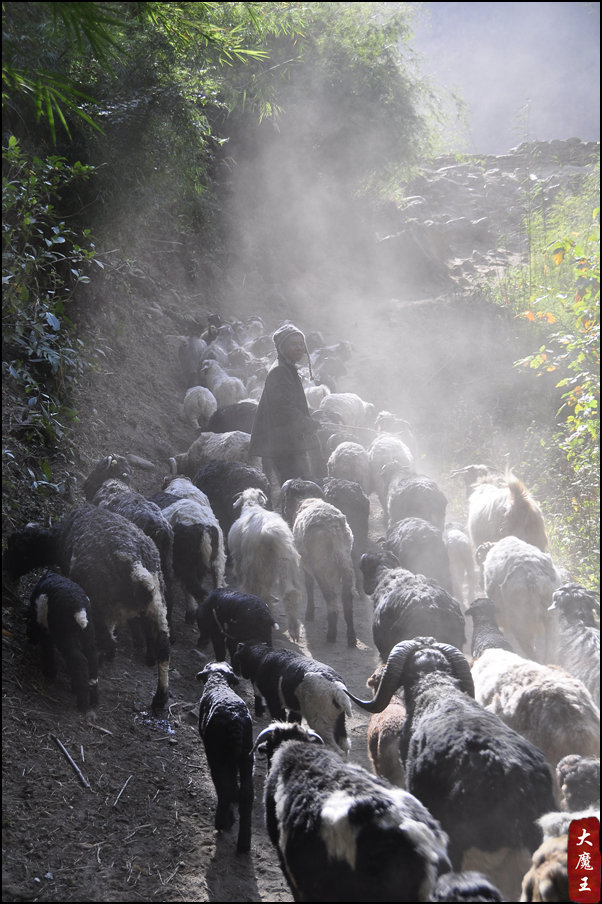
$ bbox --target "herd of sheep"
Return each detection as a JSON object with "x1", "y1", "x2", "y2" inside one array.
[{"x1": 4, "y1": 312, "x2": 600, "y2": 903}]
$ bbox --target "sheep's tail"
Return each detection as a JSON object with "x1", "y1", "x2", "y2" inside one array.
[
  {"x1": 505, "y1": 474, "x2": 548, "y2": 551},
  {"x1": 207, "y1": 524, "x2": 227, "y2": 588},
  {"x1": 130, "y1": 563, "x2": 170, "y2": 635}
]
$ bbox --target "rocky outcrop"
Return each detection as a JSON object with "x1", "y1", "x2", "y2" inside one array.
[{"x1": 373, "y1": 138, "x2": 599, "y2": 290}]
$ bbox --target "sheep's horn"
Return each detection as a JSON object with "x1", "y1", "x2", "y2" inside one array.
[
  {"x1": 346, "y1": 638, "x2": 425, "y2": 713},
  {"x1": 169, "y1": 457, "x2": 177, "y2": 476},
  {"x1": 431, "y1": 641, "x2": 475, "y2": 697}
]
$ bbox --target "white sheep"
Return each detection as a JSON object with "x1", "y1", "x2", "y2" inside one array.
[
  {"x1": 318, "y1": 392, "x2": 376, "y2": 427},
  {"x1": 292, "y1": 497, "x2": 357, "y2": 646},
  {"x1": 468, "y1": 470, "x2": 548, "y2": 552},
  {"x1": 169, "y1": 431, "x2": 261, "y2": 479},
  {"x1": 471, "y1": 649, "x2": 600, "y2": 792},
  {"x1": 326, "y1": 442, "x2": 372, "y2": 497},
  {"x1": 183, "y1": 385, "x2": 218, "y2": 428},
  {"x1": 227, "y1": 488, "x2": 303, "y2": 641},
  {"x1": 482, "y1": 536, "x2": 561, "y2": 662},
  {"x1": 304, "y1": 383, "x2": 330, "y2": 409},
  {"x1": 199, "y1": 359, "x2": 247, "y2": 408},
  {"x1": 367, "y1": 433, "x2": 414, "y2": 515}
]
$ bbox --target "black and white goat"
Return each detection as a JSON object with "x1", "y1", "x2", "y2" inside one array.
[
  {"x1": 233, "y1": 643, "x2": 352, "y2": 757},
  {"x1": 27, "y1": 572, "x2": 99, "y2": 711},
  {"x1": 254, "y1": 721, "x2": 450, "y2": 903},
  {"x1": 196, "y1": 662, "x2": 254, "y2": 854}
]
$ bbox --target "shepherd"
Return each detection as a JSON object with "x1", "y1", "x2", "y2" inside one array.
[{"x1": 249, "y1": 322, "x2": 319, "y2": 483}]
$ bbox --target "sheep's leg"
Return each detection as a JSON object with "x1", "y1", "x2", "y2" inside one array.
[
  {"x1": 144, "y1": 604, "x2": 170, "y2": 712},
  {"x1": 62, "y1": 647, "x2": 92, "y2": 711},
  {"x1": 210, "y1": 764, "x2": 237, "y2": 832},
  {"x1": 211, "y1": 630, "x2": 227, "y2": 662},
  {"x1": 185, "y1": 589, "x2": 202, "y2": 624},
  {"x1": 237, "y1": 750, "x2": 254, "y2": 854},
  {"x1": 304, "y1": 571, "x2": 315, "y2": 621},
  {"x1": 341, "y1": 573, "x2": 357, "y2": 648},
  {"x1": 80, "y1": 621, "x2": 99, "y2": 706},
  {"x1": 251, "y1": 682, "x2": 266, "y2": 717},
  {"x1": 316, "y1": 577, "x2": 337, "y2": 643},
  {"x1": 137, "y1": 615, "x2": 157, "y2": 668},
  {"x1": 38, "y1": 634, "x2": 58, "y2": 682}
]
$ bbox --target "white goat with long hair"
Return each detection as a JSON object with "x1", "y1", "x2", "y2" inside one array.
[{"x1": 228, "y1": 489, "x2": 303, "y2": 641}]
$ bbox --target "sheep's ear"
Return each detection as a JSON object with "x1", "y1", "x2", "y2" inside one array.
[
  {"x1": 233, "y1": 492, "x2": 244, "y2": 510},
  {"x1": 227, "y1": 673, "x2": 240, "y2": 687},
  {"x1": 196, "y1": 669, "x2": 209, "y2": 683}
]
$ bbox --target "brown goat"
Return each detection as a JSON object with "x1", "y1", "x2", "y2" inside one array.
[
  {"x1": 468, "y1": 470, "x2": 548, "y2": 553},
  {"x1": 366, "y1": 666, "x2": 406, "y2": 787},
  {"x1": 520, "y1": 835, "x2": 568, "y2": 902}
]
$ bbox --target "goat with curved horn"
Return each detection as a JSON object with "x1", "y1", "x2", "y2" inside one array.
[{"x1": 346, "y1": 637, "x2": 474, "y2": 713}]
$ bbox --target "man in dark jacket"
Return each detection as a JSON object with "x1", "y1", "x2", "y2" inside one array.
[{"x1": 249, "y1": 323, "x2": 317, "y2": 483}]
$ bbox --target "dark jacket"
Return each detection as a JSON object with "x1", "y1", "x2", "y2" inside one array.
[{"x1": 249, "y1": 356, "x2": 314, "y2": 458}]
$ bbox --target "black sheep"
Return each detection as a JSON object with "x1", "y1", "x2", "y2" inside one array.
[
  {"x1": 195, "y1": 588, "x2": 278, "y2": 660},
  {"x1": 82, "y1": 454, "x2": 131, "y2": 501},
  {"x1": 193, "y1": 460, "x2": 272, "y2": 540},
  {"x1": 196, "y1": 662, "x2": 254, "y2": 854},
  {"x1": 385, "y1": 517, "x2": 453, "y2": 594},
  {"x1": 383, "y1": 462, "x2": 447, "y2": 532},
  {"x1": 464, "y1": 597, "x2": 514, "y2": 658},
  {"x1": 279, "y1": 477, "x2": 324, "y2": 528},
  {"x1": 202, "y1": 400, "x2": 258, "y2": 435},
  {"x1": 27, "y1": 573, "x2": 99, "y2": 711},
  {"x1": 428, "y1": 870, "x2": 505, "y2": 902},
  {"x1": 360, "y1": 553, "x2": 465, "y2": 661}
]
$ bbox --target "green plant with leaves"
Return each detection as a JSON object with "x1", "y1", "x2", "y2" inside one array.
[
  {"x1": 512, "y1": 197, "x2": 600, "y2": 586},
  {"x1": 2, "y1": 135, "x2": 99, "y2": 444}
]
